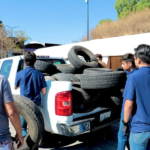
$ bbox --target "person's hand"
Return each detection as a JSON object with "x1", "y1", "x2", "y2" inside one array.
[
  {"x1": 15, "y1": 134, "x2": 24, "y2": 149},
  {"x1": 122, "y1": 120, "x2": 129, "y2": 135}
]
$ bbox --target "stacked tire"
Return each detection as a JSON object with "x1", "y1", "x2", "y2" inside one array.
[
  {"x1": 67, "y1": 46, "x2": 126, "y2": 111},
  {"x1": 35, "y1": 45, "x2": 126, "y2": 113}
]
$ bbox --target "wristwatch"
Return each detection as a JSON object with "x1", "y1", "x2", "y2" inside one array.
[{"x1": 122, "y1": 119, "x2": 129, "y2": 126}]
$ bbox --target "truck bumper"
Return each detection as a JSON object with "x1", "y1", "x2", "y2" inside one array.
[{"x1": 57, "y1": 109, "x2": 120, "y2": 136}]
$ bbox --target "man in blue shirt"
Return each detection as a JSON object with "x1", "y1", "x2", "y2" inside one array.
[
  {"x1": 14, "y1": 51, "x2": 47, "y2": 138},
  {"x1": 123, "y1": 44, "x2": 150, "y2": 150},
  {"x1": 117, "y1": 53, "x2": 137, "y2": 150}
]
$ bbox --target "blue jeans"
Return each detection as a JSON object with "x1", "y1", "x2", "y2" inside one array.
[
  {"x1": 20, "y1": 106, "x2": 41, "y2": 137},
  {"x1": 129, "y1": 132, "x2": 150, "y2": 150},
  {"x1": 117, "y1": 112, "x2": 131, "y2": 150},
  {"x1": 20, "y1": 115, "x2": 27, "y2": 137}
]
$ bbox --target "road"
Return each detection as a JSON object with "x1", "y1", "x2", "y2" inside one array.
[
  {"x1": 38, "y1": 121, "x2": 128, "y2": 150},
  {"x1": 10, "y1": 120, "x2": 128, "y2": 150}
]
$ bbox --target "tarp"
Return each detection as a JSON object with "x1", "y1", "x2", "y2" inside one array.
[{"x1": 35, "y1": 33, "x2": 150, "y2": 58}]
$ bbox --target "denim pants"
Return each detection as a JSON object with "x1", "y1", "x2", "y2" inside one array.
[
  {"x1": 20, "y1": 115, "x2": 27, "y2": 137},
  {"x1": 20, "y1": 106, "x2": 41, "y2": 137},
  {"x1": 129, "y1": 132, "x2": 150, "y2": 150},
  {"x1": 117, "y1": 112, "x2": 131, "y2": 150}
]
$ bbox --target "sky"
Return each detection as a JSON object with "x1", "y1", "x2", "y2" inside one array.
[{"x1": 0, "y1": 0, "x2": 117, "y2": 45}]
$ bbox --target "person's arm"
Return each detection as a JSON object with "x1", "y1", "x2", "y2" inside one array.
[
  {"x1": 3, "y1": 77, "x2": 23, "y2": 148},
  {"x1": 124, "y1": 100, "x2": 134, "y2": 123},
  {"x1": 98, "y1": 60, "x2": 107, "y2": 68},
  {"x1": 14, "y1": 73, "x2": 20, "y2": 90},
  {"x1": 123, "y1": 77, "x2": 135, "y2": 122},
  {"x1": 41, "y1": 87, "x2": 46, "y2": 95},
  {"x1": 4, "y1": 102, "x2": 23, "y2": 148},
  {"x1": 14, "y1": 86, "x2": 19, "y2": 90},
  {"x1": 40, "y1": 74, "x2": 47, "y2": 95},
  {"x1": 123, "y1": 76, "x2": 135, "y2": 134}
]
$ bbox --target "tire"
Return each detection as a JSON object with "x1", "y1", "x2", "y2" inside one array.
[
  {"x1": 43, "y1": 73, "x2": 50, "y2": 76},
  {"x1": 34, "y1": 60, "x2": 50, "y2": 72},
  {"x1": 83, "y1": 68, "x2": 112, "y2": 74},
  {"x1": 72, "y1": 86, "x2": 94, "y2": 113},
  {"x1": 114, "y1": 67, "x2": 124, "y2": 71},
  {"x1": 80, "y1": 71, "x2": 126, "y2": 89},
  {"x1": 35, "y1": 60, "x2": 58, "y2": 75},
  {"x1": 66, "y1": 74, "x2": 80, "y2": 82},
  {"x1": 72, "y1": 82, "x2": 81, "y2": 88},
  {"x1": 44, "y1": 76, "x2": 55, "y2": 81},
  {"x1": 12, "y1": 95, "x2": 44, "y2": 150},
  {"x1": 52, "y1": 73, "x2": 72, "y2": 81},
  {"x1": 56, "y1": 64, "x2": 76, "y2": 74},
  {"x1": 97, "y1": 89, "x2": 122, "y2": 108},
  {"x1": 68, "y1": 46, "x2": 98, "y2": 70},
  {"x1": 74, "y1": 74, "x2": 82, "y2": 80}
]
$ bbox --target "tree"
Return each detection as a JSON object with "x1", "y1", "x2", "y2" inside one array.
[
  {"x1": 115, "y1": 0, "x2": 150, "y2": 18},
  {"x1": 15, "y1": 31, "x2": 30, "y2": 53},
  {"x1": 99, "y1": 19, "x2": 112, "y2": 25},
  {"x1": 0, "y1": 25, "x2": 30, "y2": 58}
]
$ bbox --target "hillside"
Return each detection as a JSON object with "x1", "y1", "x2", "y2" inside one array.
[{"x1": 81, "y1": 9, "x2": 150, "y2": 41}]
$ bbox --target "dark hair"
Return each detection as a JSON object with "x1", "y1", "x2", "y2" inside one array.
[
  {"x1": 24, "y1": 51, "x2": 36, "y2": 66},
  {"x1": 120, "y1": 53, "x2": 135, "y2": 67},
  {"x1": 95, "y1": 54, "x2": 102, "y2": 59},
  {"x1": 134, "y1": 44, "x2": 150, "y2": 64}
]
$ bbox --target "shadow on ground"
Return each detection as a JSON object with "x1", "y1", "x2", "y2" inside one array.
[{"x1": 40, "y1": 126, "x2": 115, "y2": 150}]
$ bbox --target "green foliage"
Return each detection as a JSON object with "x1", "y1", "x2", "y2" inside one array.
[
  {"x1": 115, "y1": 0, "x2": 150, "y2": 18},
  {"x1": 99, "y1": 19, "x2": 112, "y2": 25},
  {"x1": 0, "y1": 27, "x2": 31, "y2": 57}
]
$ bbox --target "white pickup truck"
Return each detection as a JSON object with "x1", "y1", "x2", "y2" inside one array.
[{"x1": 0, "y1": 55, "x2": 120, "y2": 150}]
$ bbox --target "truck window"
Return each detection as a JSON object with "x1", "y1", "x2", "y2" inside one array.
[
  {"x1": 38, "y1": 59, "x2": 66, "y2": 65},
  {"x1": 0, "y1": 60, "x2": 13, "y2": 79},
  {"x1": 17, "y1": 60, "x2": 24, "y2": 72}
]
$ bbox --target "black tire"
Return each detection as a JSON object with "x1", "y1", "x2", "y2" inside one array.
[
  {"x1": 44, "y1": 76, "x2": 55, "y2": 81},
  {"x1": 68, "y1": 46, "x2": 98, "y2": 70},
  {"x1": 34, "y1": 60, "x2": 50, "y2": 72},
  {"x1": 43, "y1": 73, "x2": 50, "y2": 76},
  {"x1": 35, "y1": 60, "x2": 58, "y2": 75},
  {"x1": 72, "y1": 86, "x2": 94, "y2": 113},
  {"x1": 80, "y1": 71, "x2": 126, "y2": 89},
  {"x1": 56, "y1": 64, "x2": 77, "y2": 74},
  {"x1": 72, "y1": 82, "x2": 81, "y2": 88},
  {"x1": 12, "y1": 95, "x2": 44, "y2": 150},
  {"x1": 52, "y1": 73, "x2": 72, "y2": 81},
  {"x1": 97, "y1": 89, "x2": 122, "y2": 108},
  {"x1": 114, "y1": 67, "x2": 124, "y2": 71},
  {"x1": 74, "y1": 74, "x2": 82, "y2": 80},
  {"x1": 66, "y1": 74, "x2": 80, "y2": 82},
  {"x1": 83, "y1": 68, "x2": 112, "y2": 74}
]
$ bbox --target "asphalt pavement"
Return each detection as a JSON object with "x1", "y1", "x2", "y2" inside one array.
[
  {"x1": 10, "y1": 120, "x2": 128, "y2": 150},
  {"x1": 39, "y1": 121, "x2": 128, "y2": 150}
]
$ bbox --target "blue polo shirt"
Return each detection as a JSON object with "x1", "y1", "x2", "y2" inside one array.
[
  {"x1": 15, "y1": 67, "x2": 47, "y2": 106},
  {"x1": 125, "y1": 66, "x2": 150, "y2": 133},
  {"x1": 121, "y1": 68, "x2": 137, "y2": 113}
]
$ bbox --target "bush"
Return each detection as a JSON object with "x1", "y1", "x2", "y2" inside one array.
[{"x1": 89, "y1": 9, "x2": 150, "y2": 40}]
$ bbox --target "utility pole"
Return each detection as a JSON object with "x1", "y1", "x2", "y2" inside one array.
[{"x1": 85, "y1": 0, "x2": 89, "y2": 41}]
